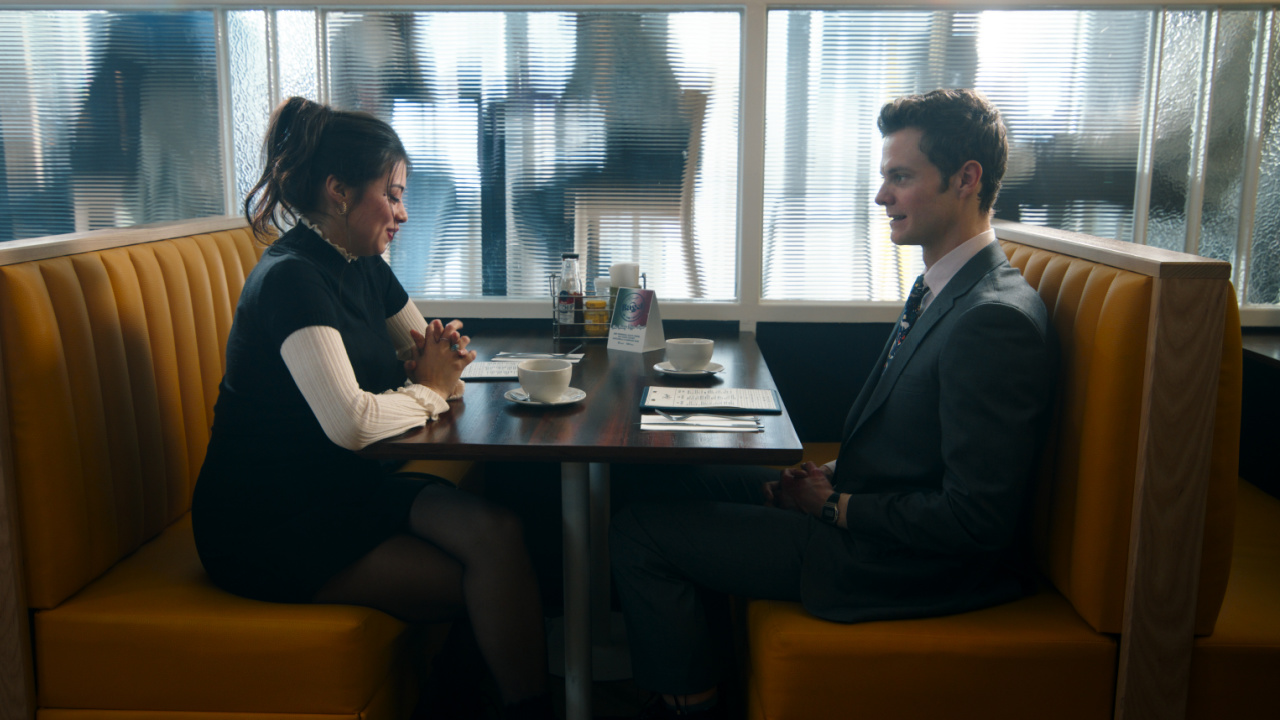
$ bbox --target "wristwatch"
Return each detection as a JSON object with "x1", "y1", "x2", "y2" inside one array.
[{"x1": 820, "y1": 492, "x2": 841, "y2": 526}]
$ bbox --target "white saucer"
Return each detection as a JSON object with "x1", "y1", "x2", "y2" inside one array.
[
  {"x1": 504, "y1": 387, "x2": 587, "y2": 406},
  {"x1": 654, "y1": 361, "x2": 724, "y2": 376}
]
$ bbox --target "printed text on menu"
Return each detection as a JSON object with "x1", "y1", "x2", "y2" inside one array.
[{"x1": 643, "y1": 387, "x2": 779, "y2": 411}]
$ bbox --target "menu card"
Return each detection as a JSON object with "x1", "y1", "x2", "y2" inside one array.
[
  {"x1": 461, "y1": 362, "x2": 519, "y2": 380},
  {"x1": 640, "y1": 387, "x2": 782, "y2": 414}
]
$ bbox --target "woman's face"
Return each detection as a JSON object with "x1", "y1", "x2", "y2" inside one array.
[{"x1": 343, "y1": 162, "x2": 408, "y2": 256}]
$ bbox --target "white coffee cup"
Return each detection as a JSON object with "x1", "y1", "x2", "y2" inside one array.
[
  {"x1": 665, "y1": 338, "x2": 715, "y2": 371},
  {"x1": 517, "y1": 359, "x2": 573, "y2": 402}
]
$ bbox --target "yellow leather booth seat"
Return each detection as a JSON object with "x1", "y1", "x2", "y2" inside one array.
[
  {"x1": 1186, "y1": 479, "x2": 1280, "y2": 720},
  {"x1": 36, "y1": 516, "x2": 411, "y2": 717},
  {"x1": 0, "y1": 218, "x2": 470, "y2": 719},
  {"x1": 746, "y1": 236, "x2": 1241, "y2": 720},
  {"x1": 749, "y1": 589, "x2": 1115, "y2": 719}
]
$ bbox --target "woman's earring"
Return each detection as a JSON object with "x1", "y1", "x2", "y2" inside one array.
[{"x1": 338, "y1": 201, "x2": 348, "y2": 216}]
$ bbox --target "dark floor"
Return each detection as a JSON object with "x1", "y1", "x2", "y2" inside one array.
[
  {"x1": 550, "y1": 675, "x2": 652, "y2": 719},
  {"x1": 418, "y1": 620, "x2": 746, "y2": 719}
]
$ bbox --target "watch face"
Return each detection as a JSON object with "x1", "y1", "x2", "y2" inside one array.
[{"x1": 822, "y1": 502, "x2": 837, "y2": 524}]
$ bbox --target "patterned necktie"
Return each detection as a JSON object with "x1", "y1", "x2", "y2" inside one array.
[{"x1": 884, "y1": 274, "x2": 927, "y2": 371}]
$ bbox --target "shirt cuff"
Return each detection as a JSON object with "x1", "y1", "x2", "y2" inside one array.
[{"x1": 394, "y1": 383, "x2": 451, "y2": 420}]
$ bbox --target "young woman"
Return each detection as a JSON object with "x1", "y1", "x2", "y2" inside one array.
[{"x1": 192, "y1": 97, "x2": 551, "y2": 719}]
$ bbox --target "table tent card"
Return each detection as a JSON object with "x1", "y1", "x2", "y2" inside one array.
[{"x1": 608, "y1": 287, "x2": 666, "y2": 352}]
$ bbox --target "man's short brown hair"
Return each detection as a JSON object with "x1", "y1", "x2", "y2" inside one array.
[{"x1": 877, "y1": 89, "x2": 1008, "y2": 214}]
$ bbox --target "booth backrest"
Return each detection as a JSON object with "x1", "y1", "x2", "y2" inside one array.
[
  {"x1": 1001, "y1": 242, "x2": 1241, "y2": 637},
  {"x1": 993, "y1": 219, "x2": 1242, "y2": 719},
  {"x1": 0, "y1": 218, "x2": 262, "y2": 609}
]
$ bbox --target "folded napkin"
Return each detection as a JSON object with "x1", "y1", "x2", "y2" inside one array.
[
  {"x1": 492, "y1": 352, "x2": 585, "y2": 363},
  {"x1": 640, "y1": 414, "x2": 762, "y2": 432}
]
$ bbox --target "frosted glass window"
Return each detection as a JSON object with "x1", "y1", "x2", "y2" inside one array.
[
  {"x1": 1249, "y1": 12, "x2": 1280, "y2": 306},
  {"x1": 0, "y1": 10, "x2": 224, "y2": 242},
  {"x1": 225, "y1": 9, "x2": 319, "y2": 215},
  {"x1": 228, "y1": 10, "x2": 271, "y2": 210},
  {"x1": 325, "y1": 11, "x2": 741, "y2": 300},
  {"x1": 1199, "y1": 11, "x2": 1260, "y2": 268},
  {"x1": 278, "y1": 10, "x2": 317, "y2": 101},
  {"x1": 764, "y1": 9, "x2": 1151, "y2": 301},
  {"x1": 1144, "y1": 8, "x2": 1274, "y2": 298},
  {"x1": 1148, "y1": 11, "x2": 1208, "y2": 253}
]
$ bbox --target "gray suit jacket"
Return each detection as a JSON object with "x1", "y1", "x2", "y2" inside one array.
[{"x1": 801, "y1": 241, "x2": 1057, "y2": 623}]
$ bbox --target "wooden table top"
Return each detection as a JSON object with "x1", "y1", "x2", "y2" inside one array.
[{"x1": 361, "y1": 330, "x2": 805, "y2": 467}]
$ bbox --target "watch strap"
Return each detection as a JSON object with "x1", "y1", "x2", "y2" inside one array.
[{"x1": 821, "y1": 492, "x2": 841, "y2": 525}]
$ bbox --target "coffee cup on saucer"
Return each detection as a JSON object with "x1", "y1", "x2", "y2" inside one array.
[
  {"x1": 517, "y1": 359, "x2": 572, "y2": 402},
  {"x1": 665, "y1": 338, "x2": 715, "y2": 372}
]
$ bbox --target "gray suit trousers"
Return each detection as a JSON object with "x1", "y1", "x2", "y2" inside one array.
[{"x1": 609, "y1": 463, "x2": 823, "y2": 694}]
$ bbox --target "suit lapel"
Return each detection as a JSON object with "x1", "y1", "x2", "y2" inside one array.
[
  {"x1": 844, "y1": 241, "x2": 1008, "y2": 439},
  {"x1": 842, "y1": 330, "x2": 895, "y2": 438}
]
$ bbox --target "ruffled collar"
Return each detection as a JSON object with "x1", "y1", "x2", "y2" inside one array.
[{"x1": 299, "y1": 216, "x2": 357, "y2": 263}]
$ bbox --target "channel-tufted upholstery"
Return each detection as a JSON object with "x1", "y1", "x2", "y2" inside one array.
[
  {"x1": 2, "y1": 230, "x2": 257, "y2": 610},
  {"x1": 0, "y1": 219, "x2": 468, "y2": 719},
  {"x1": 746, "y1": 233, "x2": 1241, "y2": 720},
  {"x1": 1003, "y1": 242, "x2": 1239, "y2": 637}
]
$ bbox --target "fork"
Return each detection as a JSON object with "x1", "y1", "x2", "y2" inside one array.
[{"x1": 654, "y1": 409, "x2": 760, "y2": 424}]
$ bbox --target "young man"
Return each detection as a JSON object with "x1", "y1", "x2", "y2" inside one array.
[{"x1": 609, "y1": 88, "x2": 1058, "y2": 719}]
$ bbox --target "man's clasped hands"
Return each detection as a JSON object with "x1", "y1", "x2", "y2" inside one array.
[{"x1": 764, "y1": 461, "x2": 836, "y2": 518}]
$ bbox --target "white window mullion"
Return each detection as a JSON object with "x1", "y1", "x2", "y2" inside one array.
[
  {"x1": 266, "y1": 8, "x2": 280, "y2": 110},
  {"x1": 215, "y1": 8, "x2": 237, "y2": 218},
  {"x1": 317, "y1": 10, "x2": 329, "y2": 105},
  {"x1": 738, "y1": 2, "x2": 768, "y2": 331}
]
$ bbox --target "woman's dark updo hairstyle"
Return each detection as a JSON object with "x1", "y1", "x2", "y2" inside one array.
[{"x1": 244, "y1": 96, "x2": 408, "y2": 240}]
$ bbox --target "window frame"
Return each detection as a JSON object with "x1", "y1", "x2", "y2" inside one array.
[{"x1": 5, "y1": 0, "x2": 1278, "y2": 328}]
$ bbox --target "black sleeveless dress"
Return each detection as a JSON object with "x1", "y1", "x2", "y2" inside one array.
[{"x1": 192, "y1": 225, "x2": 429, "y2": 602}]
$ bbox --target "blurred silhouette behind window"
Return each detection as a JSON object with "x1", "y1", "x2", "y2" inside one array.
[
  {"x1": 324, "y1": 10, "x2": 741, "y2": 300},
  {"x1": 4, "y1": 7, "x2": 1278, "y2": 306},
  {"x1": 763, "y1": 9, "x2": 1150, "y2": 302},
  {"x1": 0, "y1": 11, "x2": 223, "y2": 242}
]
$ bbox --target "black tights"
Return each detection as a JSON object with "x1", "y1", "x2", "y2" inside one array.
[{"x1": 312, "y1": 483, "x2": 547, "y2": 705}]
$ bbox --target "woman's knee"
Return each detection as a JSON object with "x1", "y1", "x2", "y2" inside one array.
[
  {"x1": 483, "y1": 503, "x2": 526, "y2": 546},
  {"x1": 454, "y1": 502, "x2": 529, "y2": 561}
]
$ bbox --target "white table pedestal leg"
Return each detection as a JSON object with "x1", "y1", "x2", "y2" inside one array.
[
  {"x1": 590, "y1": 462, "x2": 632, "y2": 680},
  {"x1": 561, "y1": 461, "x2": 591, "y2": 720},
  {"x1": 590, "y1": 462, "x2": 610, "y2": 639}
]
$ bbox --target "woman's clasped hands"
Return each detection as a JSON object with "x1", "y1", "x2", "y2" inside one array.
[{"x1": 405, "y1": 318, "x2": 475, "y2": 400}]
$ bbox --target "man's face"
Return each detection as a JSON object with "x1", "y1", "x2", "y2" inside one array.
[{"x1": 874, "y1": 128, "x2": 962, "y2": 251}]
